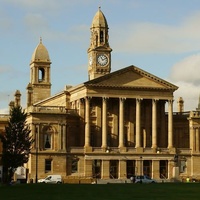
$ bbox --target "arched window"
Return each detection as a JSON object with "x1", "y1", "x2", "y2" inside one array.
[
  {"x1": 38, "y1": 68, "x2": 45, "y2": 82},
  {"x1": 44, "y1": 134, "x2": 51, "y2": 149},
  {"x1": 100, "y1": 31, "x2": 104, "y2": 43},
  {"x1": 43, "y1": 126, "x2": 54, "y2": 149}
]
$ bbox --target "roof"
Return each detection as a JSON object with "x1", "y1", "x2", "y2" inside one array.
[
  {"x1": 84, "y1": 65, "x2": 178, "y2": 91},
  {"x1": 91, "y1": 8, "x2": 108, "y2": 28},
  {"x1": 30, "y1": 38, "x2": 51, "y2": 63}
]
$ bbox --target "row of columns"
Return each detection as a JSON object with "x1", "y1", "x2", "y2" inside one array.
[
  {"x1": 84, "y1": 97, "x2": 174, "y2": 149},
  {"x1": 190, "y1": 127, "x2": 200, "y2": 152},
  {"x1": 84, "y1": 159, "x2": 172, "y2": 180}
]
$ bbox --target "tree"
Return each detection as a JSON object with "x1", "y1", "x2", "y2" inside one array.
[{"x1": 0, "y1": 106, "x2": 34, "y2": 183}]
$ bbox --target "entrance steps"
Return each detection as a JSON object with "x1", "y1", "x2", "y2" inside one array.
[{"x1": 94, "y1": 179, "x2": 131, "y2": 184}]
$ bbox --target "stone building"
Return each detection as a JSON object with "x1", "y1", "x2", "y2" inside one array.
[{"x1": 1, "y1": 8, "x2": 200, "y2": 183}]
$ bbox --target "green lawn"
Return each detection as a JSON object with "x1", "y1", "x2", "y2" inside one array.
[{"x1": 0, "y1": 183, "x2": 200, "y2": 200}]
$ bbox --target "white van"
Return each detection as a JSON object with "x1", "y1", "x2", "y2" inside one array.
[
  {"x1": 135, "y1": 175, "x2": 156, "y2": 183},
  {"x1": 38, "y1": 175, "x2": 62, "y2": 184}
]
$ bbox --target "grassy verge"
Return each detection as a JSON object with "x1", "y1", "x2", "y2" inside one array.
[{"x1": 0, "y1": 183, "x2": 199, "y2": 200}]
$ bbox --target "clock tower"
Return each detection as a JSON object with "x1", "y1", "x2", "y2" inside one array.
[{"x1": 88, "y1": 8, "x2": 112, "y2": 80}]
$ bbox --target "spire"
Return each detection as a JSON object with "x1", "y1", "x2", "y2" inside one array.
[
  {"x1": 91, "y1": 8, "x2": 108, "y2": 29},
  {"x1": 87, "y1": 8, "x2": 112, "y2": 80},
  {"x1": 89, "y1": 8, "x2": 109, "y2": 48},
  {"x1": 30, "y1": 38, "x2": 51, "y2": 63}
]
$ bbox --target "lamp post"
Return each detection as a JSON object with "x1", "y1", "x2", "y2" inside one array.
[{"x1": 35, "y1": 127, "x2": 38, "y2": 183}]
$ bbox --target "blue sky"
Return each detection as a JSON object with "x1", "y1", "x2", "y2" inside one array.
[{"x1": 1, "y1": 0, "x2": 200, "y2": 113}]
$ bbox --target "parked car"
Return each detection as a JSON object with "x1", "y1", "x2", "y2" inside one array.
[
  {"x1": 135, "y1": 175, "x2": 156, "y2": 183},
  {"x1": 38, "y1": 175, "x2": 62, "y2": 184}
]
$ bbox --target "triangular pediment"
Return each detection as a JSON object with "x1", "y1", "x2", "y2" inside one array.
[{"x1": 84, "y1": 65, "x2": 178, "y2": 91}]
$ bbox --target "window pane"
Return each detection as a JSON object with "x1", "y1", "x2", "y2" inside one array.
[{"x1": 45, "y1": 160, "x2": 52, "y2": 172}]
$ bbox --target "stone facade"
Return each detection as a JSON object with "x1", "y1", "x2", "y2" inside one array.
[{"x1": 0, "y1": 8, "x2": 200, "y2": 183}]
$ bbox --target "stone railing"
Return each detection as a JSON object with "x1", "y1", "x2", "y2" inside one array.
[
  {"x1": 26, "y1": 106, "x2": 77, "y2": 115},
  {"x1": 126, "y1": 147, "x2": 137, "y2": 153},
  {"x1": 0, "y1": 114, "x2": 9, "y2": 121},
  {"x1": 0, "y1": 114, "x2": 9, "y2": 118},
  {"x1": 177, "y1": 148, "x2": 191, "y2": 154},
  {"x1": 92, "y1": 147, "x2": 103, "y2": 153},
  {"x1": 68, "y1": 147, "x2": 84, "y2": 153}
]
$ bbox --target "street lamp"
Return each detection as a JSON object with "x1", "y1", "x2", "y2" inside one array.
[{"x1": 35, "y1": 127, "x2": 38, "y2": 183}]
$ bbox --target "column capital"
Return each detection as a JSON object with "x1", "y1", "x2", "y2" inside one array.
[
  {"x1": 152, "y1": 98, "x2": 159, "y2": 103},
  {"x1": 85, "y1": 96, "x2": 92, "y2": 101},
  {"x1": 102, "y1": 97, "x2": 109, "y2": 101},
  {"x1": 119, "y1": 97, "x2": 126, "y2": 102},
  {"x1": 136, "y1": 98, "x2": 143, "y2": 103},
  {"x1": 168, "y1": 99, "x2": 174, "y2": 103}
]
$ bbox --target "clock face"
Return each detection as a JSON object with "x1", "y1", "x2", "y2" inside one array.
[
  {"x1": 97, "y1": 54, "x2": 108, "y2": 66},
  {"x1": 89, "y1": 56, "x2": 93, "y2": 65}
]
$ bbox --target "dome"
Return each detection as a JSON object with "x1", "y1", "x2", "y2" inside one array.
[
  {"x1": 91, "y1": 8, "x2": 108, "y2": 28},
  {"x1": 30, "y1": 38, "x2": 50, "y2": 63}
]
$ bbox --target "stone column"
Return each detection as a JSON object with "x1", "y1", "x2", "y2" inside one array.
[
  {"x1": 102, "y1": 97, "x2": 108, "y2": 148},
  {"x1": 32, "y1": 123, "x2": 36, "y2": 149},
  {"x1": 152, "y1": 160, "x2": 160, "y2": 179},
  {"x1": 85, "y1": 97, "x2": 91, "y2": 147},
  {"x1": 143, "y1": 129, "x2": 146, "y2": 148},
  {"x1": 119, "y1": 98, "x2": 125, "y2": 148},
  {"x1": 190, "y1": 127, "x2": 195, "y2": 152},
  {"x1": 101, "y1": 160, "x2": 110, "y2": 179},
  {"x1": 119, "y1": 160, "x2": 126, "y2": 179},
  {"x1": 136, "y1": 98, "x2": 142, "y2": 148},
  {"x1": 152, "y1": 99, "x2": 157, "y2": 148},
  {"x1": 58, "y1": 124, "x2": 62, "y2": 150},
  {"x1": 136, "y1": 157, "x2": 143, "y2": 175},
  {"x1": 196, "y1": 128, "x2": 199, "y2": 152},
  {"x1": 35, "y1": 124, "x2": 40, "y2": 149},
  {"x1": 79, "y1": 99, "x2": 85, "y2": 146},
  {"x1": 168, "y1": 100, "x2": 173, "y2": 149},
  {"x1": 84, "y1": 159, "x2": 93, "y2": 178},
  {"x1": 63, "y1": 124, "x2": 66, "y2": 151},
  {"x1": 168, "y1": 160, "x2": 173, "y2": 179}
]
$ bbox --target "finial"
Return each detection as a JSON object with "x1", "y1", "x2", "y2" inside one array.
[
  {"x1": 40, "y1": 37, "x2": 42, "y2": 44},
  {"x1": 99, "y1": 6, "x2": 101, "y2": 10}
]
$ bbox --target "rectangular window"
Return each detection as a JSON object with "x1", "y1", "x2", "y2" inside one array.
[
  {"x1": 127, "y1": 160, "x2": 135, "y2": 178},
  {"x1": 71, "y1": 157, "x2": 78, "y2": 173},
  {"x1": 44, "y1": 134, "x2": 51, "y2": 149},
  {"x1": 92, "y1": 160, "x2": 101, "y2": 178},
  {"x1": 160, "y1": 160, "x2": 168, "y2": 179},
  {"x1": 143, "y1": 160, "x2": 152, "y2": 177},
  {"x1": 110, "y1": 160, "x2": 118, "y2": 179},
  {"x1": 45, "y1": 159, "x2": 52, "y2": 173},
  {"x1": 180, "y1": 160, "x2": 186, "y2": 173}
]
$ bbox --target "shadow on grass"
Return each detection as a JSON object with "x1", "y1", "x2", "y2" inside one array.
[{"x1": 0, "y1": 183, "x2": 200, "y2": 200}]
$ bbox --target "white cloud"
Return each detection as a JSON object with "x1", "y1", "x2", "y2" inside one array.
[
  {"x1": 111, "y1": 12, "x2": 200, "y2": 54},
  {"x1": 2, "y1": 0, "x2": 94, "y2": 11},
  {"x1": 0, "y1": 8, "x2": 13, "y2": 33},
  {"x1": 0, "y1": 108, "x2": 9, "y2": 114},
  {"x1": 0, "y1": 66, "x2": 12, "y2": 73},
  {"x1": 24, "y1": 14, "x2": 49, "y2": 35},
  {"x1": 24, "y1": 13, "x2": 89, "y2": 43},
  {"x1": 173, "y1": 81, "x2": 199, "y2": 112},
  {"x1": 169, "y1": 54, "x2": 200, "y2": 85},
  {"x1": 168, "y1": 53, "x2": 200, "y2": 111},
  {"x1": 2, "y1": 0, "x2": 63, "y2": 11}
]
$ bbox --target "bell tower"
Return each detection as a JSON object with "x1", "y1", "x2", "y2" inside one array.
[
  {"x1": 88, "y1": 7, "x2": 112, "y2": 80},
  {"x1": 26, "y1": 38, "x2": 51, "y2": 106}
]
